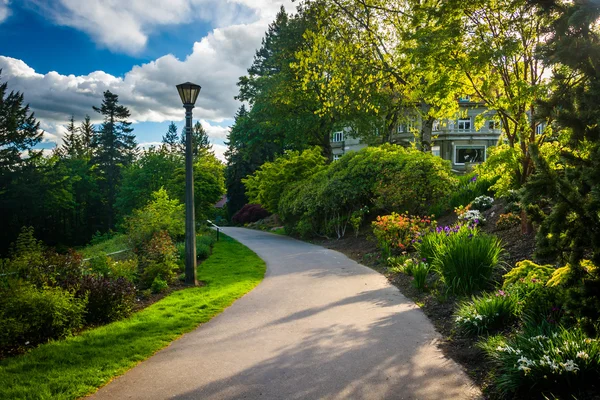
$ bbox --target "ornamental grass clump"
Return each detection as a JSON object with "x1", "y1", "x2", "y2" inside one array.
[
  {"x1": 454, "y1": 289, "x2": 518, "y2": 336},
  {"x1": 479, "y1": 324, "x2": 600, "y2": 398},
  {"x1": 431, "y1": 231, "x2": 504, "y2": 295}
]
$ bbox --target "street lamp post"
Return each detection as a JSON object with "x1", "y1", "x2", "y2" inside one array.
[{"x1": 176, "y1": 82, "x2": 201, "y2": 286}]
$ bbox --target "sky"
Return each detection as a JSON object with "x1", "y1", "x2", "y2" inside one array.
[{"x1": 0, "y1": 0, "x2": 295, "y2": 160}]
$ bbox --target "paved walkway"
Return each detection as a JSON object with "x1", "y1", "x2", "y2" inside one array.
[{"x1": 90, "y1": 228, "x2": 481, "y2": 400}]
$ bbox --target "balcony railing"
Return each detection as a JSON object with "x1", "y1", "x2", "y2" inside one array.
[{"x1": 331, "y1": 140, "x2": 344, "y2": 149}]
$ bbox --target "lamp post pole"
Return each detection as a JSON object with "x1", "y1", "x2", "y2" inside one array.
[
  {"x1": 176, "y1": 82, "x2": 201, "y2": 286},
  {"x1": 184, "y1": 104, "x2": 197, "y2": 286}
]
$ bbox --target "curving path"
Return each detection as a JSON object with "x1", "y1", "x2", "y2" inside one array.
[{"x1": 90, "y1": 228, "x2": 481, "y2": 400}]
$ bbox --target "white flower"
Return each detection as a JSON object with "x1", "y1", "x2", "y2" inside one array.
[
  {"x1": 576, "y1": 351, "x2": 589, "y2": 359},
  {"x1": 518, "y1": 365, "x2": 532, "y2": 375},
  {"x1": 496, "y1": 346, "x2": 505, "y2": 352},
  {"x1": 561, "y1": 360, "x2": 579, "y2": 373}
]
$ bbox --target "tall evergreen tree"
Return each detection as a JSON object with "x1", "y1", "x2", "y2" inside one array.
[
  {"x1": 61, "y1": 115, "x2": 81, "y2": 158},
  {"x1": 162, "y1": 121, "x2": 180, "y2": 152},
  {"x1": 180, "y1": 121, "x2": 212, "y2": 156},
  {"x1": 0, "y1": 71, "x2": 44, "y2": 252},
  {"x1": 0, "y1": 71, "x2": 42, "y2": 170},
  {"x1": 91, "y1": 90, "x2": 137, "y2": 229},
  {"x1": 79, "y1": 115, "x2": 94, "y2": 159}
]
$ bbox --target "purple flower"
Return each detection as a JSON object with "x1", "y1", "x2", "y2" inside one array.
[
  {"x1": 471, "y1": 175, "x2": 478, "y2": 182},
  {"x1": 422, "y1": 258, "x2": 427, "y2": 261}
]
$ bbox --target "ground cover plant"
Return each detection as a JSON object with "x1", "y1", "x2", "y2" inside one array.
[{"x1": 0, "y1": 234, "x2": 266, "y2": 399}]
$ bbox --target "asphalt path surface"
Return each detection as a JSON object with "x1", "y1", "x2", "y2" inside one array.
[{"x1": 90, "y1": 228, "x2": 481, "y2": 400}]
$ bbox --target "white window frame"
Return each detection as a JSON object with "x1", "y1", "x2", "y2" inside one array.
[
  {"x1": 536, "y1": 124, "x2": 544, "y2": 135},
  {"x1": 333, "y1": 154, "x2": 342, "y2": 161},
  {"x1": 453, "y1": 144, "x2": 487, "y2": 165},
  {"x1": 431, "y1": 145, "x2": 441, "y2": 157},
  {"x1": 332, "y1": 131, "x2": 344, "y2": 142},
  {"x1": 457, "y1": 118, "x2": 472, "y2": 131},
  {"x1": 432, "y1": 120, "x2": 440, "y2": 132}
]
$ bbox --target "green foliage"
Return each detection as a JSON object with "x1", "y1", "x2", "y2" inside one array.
[
  {"x1": 430, "y1": 173, "x2": 495, "y2": 217},
  {"x1": 503, "y1": 260, "x2": 555, "y2": 287},
  {"x1": 0, "y1": 235, "x2": 265, "y2": 399},
  {"x1": 0, "y1": 282, "x2": 87, "y2": 356},
  {"x1": 196, "y1": 234, "x2": 215, "y2": 260},
  {"x1": 279, "y1": 145, "x2": 454, "y2": 239},
  {"x1": 125, "y1": 188, "x2": 185, "y2": 251},
  {"x1": 139, "y1": 231, "x2": 180, "y2": 288},
  {"x1": 428, "y1": 229, "x2": 504, "y2": 295},
  {"x1": 349, "y1": 206, "x2": 369, "y2": 238},
  {"x1": 479, "y1": 324, "x2": 600, "y2": 398},
  {"x1": 91, "y1": 90, "x2": 137, "y2": 230},
  {"x1": 76, "y1": 275, "x2": 136, "y2": 325},
  {"x1": 410, "y1": 261, "x2": 432, "y2": 292},
  {"x1": 150, "y1": 277, "x2": 169, "y2": 294},
  {"x1": 416, "y1": 224, "x2": 477, "y2": 265},
  {"x1": 243, "y1": 146, "x2": 326, "y2": 213},
  {"x1": 454, "y1": 290, "x2": 518, "y2": 337}
]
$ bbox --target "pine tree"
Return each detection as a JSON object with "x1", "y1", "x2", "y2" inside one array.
[
  {"x1": 0, "y1": 70, "x2": 42, "y2": 170},
  {"x1": 162, "y1": 121, "x2": 180, "y2": 152},
  {"x1": 61, "y1": 115, "x2": 81, "y2": 158},
  {"x1": 180, "y1": 121, "x2": 212, "y2": 157},
  {"x1": 79, "y1": 115, "x2": 94, "y2": 159},
  {"x1": 91, "y1": 90, "x2": 137, "y2": 229}
]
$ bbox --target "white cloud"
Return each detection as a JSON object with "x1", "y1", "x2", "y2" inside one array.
[
  {"x1": 0, "y1": 0, "x2": 10, "y2": 24},
  {"x1": 25, "y1": 0, "x2": 294, "y2": 55},
  {"x1": 0, "y1": 17, "x2": 266, "y2": 124},
  {"x1": 212, "y1": 143, "x2": 227, "y2": 162}
]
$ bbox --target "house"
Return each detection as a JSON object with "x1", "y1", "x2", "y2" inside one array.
[{"x1": 331, "y1": 99, "x2": 504, "y2": 172}]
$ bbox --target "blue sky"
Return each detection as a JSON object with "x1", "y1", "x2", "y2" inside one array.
[{"x1": 0, "y1": 0, "x2": 293, "y2": 160}]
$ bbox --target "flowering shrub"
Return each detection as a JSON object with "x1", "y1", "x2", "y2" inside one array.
[
  {"x1": 454, "y1": 290, "x2": 518, "y2": 336},
  {"x1": 479, "y1": 325, "x2": 600, "y2": 397},
  {"x1": 459, "y1": 209, "x2": 486, "y2": 225},
  {"x1": 496, "y1": 212, "x2": 521, "y2": 230},
  {"x1": 372, "y1": 213, "x2": 435, "y2": 255},
  {"x1": 470, "y1": 195, "x2": 494, "y2": 210}
]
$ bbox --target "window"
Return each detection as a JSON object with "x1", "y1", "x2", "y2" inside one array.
[
  {"x1": 455, "y1": 146, "x2": 486, "y2": 165},
  {"x1": 488, "y1": 120, "x2": 500, "y2": 130},
  {"x1": 333, "y1": 154, "x2": 342, "y2": 161},
  {"x1": 458, "y1": 96, "x2": 471, "y2": 102},
  {"x1": 457, "y1": 118, "x2": 472, "y2": 131},
  {"x1": 398, "y1": 116, "x2": 416, "y2": 133},
  {"x1": 536, "y1": 124, "x2": 544, "y2": 135},
  {"x1": 432, "y1": 120, "x2": 440, "y2": 132},
  {"x1": 332, "y1": 131, "x2": 344, "y2": 142},
  {"x1": 431, "y1": 145, "x2": 441, "y2": 157}
]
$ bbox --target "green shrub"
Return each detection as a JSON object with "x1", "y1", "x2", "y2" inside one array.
[
  {"x1": 432, "y1": 173, "x2": 495, "y2": 216},
  {"x1": 150, "y1": 277, "x2": 169, "y2": 294},
  {"x1": 431, "y1": 231, "x2": 504, "y2": 295},
  {"x1": 280, "y1": 145, "x2": 456, "y2": 238},
  {"x1": 503, "y1": 260, "x2": 555, "y2": 286},
  {"x1": 139, "y1": 231, "x2": 180, "y2": 288},
  {"x1": 454, "y1": 290, "x2": 518, "y2": 336},
  {"x1": 125, "y1": 188, "x2": 185, "y2": 251},
  {"x1": 479, "y1": 324, "x2": 600, "y2": 398},
  {"x1": 196, "y1": 234, "x2": 215, "y2": 259},
  {"x1": 0, "y1": 282, "x2": 87, "y2": 355},
  {"x1": 76, "y1": 275, "x2": 136, "y2": 325}
]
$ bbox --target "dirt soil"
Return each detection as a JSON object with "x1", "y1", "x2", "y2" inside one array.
[{"x1": 310, "y1": 202, "x2": 537, "y2": 399}]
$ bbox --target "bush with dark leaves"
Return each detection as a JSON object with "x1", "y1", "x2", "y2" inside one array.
[
  {"x1": 231, "y1": 204, "x2": 270, "y2": 225},
  {"x1": 76, "y1": 275, "x2": 136, "y2": 325}
]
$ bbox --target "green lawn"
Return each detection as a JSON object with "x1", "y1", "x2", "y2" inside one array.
[{"x1": 0, "y1": 234, "x2": 266, "y2": 400}]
